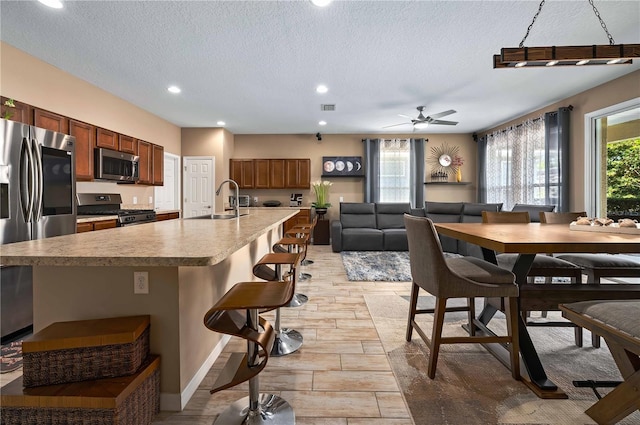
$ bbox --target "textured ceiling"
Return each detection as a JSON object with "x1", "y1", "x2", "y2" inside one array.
[{"x1": 1, "y1": 0, "x2": 638, "y2": 135}]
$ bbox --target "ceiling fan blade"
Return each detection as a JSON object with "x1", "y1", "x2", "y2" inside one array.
[
  {"x1": 427, "y1": 109, "x2": 457, "y2": 120},
  {"x1": 382, "y1": 122, "x2": 412, "y2": 128},
  {"x1": 430, "y1": 120, "x2": 458, "y2": 126},
  {"x1": 398, "y1": 114, "x2": 414, "y2": 119}
]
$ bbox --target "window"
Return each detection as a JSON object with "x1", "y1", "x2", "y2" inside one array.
[
  {"x1": 481, "y1": 108, "x2": 570, "y2": 211},
  {"x1": 363, "y1": 138, "x2": 425, "y2": 207},
  {"x1": 484, "y1": 117, "x2": 546, "y2": 210},
  {"x1": 379, "y1": 139, "x2": 411, "y2": 202}
]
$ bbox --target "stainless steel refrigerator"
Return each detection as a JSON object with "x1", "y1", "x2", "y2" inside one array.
[{"x1": 0, "y1": 119, "x2": 76, "y2": 340}]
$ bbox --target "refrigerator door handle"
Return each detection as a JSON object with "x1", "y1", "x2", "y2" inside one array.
[
  {"x1": 31, "y1": 138, "x2": 43, "y2": 221},
  {"x1": 20, "y1": 136, "x2": 34, "y2": 222}
]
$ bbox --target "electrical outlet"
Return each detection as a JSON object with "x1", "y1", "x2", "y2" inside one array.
[
  {"x1": 253, "y1": 196, "x2": 258, "y2": 204},
  {"x1": 339, "y1": 196, "x2": 344, "y2": 202},
  {"x1": 133, "y1": 196, "x2": 138, "y2": 204},
  {"x1": 133, "y1": 271, "x2": 149, "y2": 294},
  {"x1": 149, "y1": 196, "x2": 153, "y2": 204}
]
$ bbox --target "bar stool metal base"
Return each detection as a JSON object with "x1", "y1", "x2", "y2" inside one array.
[
  {"x1": 214, "y1": 393, "x2": 295, "y2": 425},
  {"x1": 301, "y1": 259, "x2": 314, "y2": 266},
  {"x1": 298, "y1": 272, "x2": 312, "y2": 282},
  {"x1": 271, "y1": 328, "x2": 303, "y2": 357},
  {"x1": 287, "y1": 293, "x2": 308, "y2": 307}
]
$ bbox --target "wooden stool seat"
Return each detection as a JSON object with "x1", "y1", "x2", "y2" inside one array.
[{"x1": 204, "y1": 281, "x2": 294, "y2": 394}]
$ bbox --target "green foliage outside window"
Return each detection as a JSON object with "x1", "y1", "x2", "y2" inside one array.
[{"x1": 607, "y1": 138, "x2": 640, "y2": 215}]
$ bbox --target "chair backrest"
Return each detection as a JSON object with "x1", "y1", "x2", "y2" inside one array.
[
  {"x1": 340, "y1": 202, "x2": 376, "y2": 229},
  {"x1": 404, "y1": 214, "x2": 448, "y2": 296},
  {"x1": 482, "y1": 211, "x2": 530, "y2": 223},
  {"x1": 511, "y1": 204, "x2": 555, "y2": 222},
  {"x1": 539, "y1": 211, "x2": 587, "y2": 224},
  {"x1": 376, "y1": 203, "x2": 411, "y2": 229}
]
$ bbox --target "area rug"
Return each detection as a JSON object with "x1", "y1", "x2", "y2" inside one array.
[
  {"x1": 0, "y1": 340, "x2": 23, "y2": 373},
  {"x1": 340, "y1": 251, "x2": 411, "y2": 281},
  {"x1": 365, "y1": 293, "x2": 640, "y2": 425}
]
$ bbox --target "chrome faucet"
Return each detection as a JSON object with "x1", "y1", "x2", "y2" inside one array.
[{"x1": 216, "y1": 179, "x2": 240, "y2": 218}]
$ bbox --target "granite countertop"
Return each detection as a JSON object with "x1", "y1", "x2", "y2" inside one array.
[{"x1": 2, "y1": 209, "x2": 298, "y2": 268}]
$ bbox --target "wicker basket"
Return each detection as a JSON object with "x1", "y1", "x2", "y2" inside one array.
[
  {"x1": 1, "y1": 356, "x2": 160, "y2": 425},
  {"x1": 22, "y1": 316, "x2": 150, "y2": 387}
]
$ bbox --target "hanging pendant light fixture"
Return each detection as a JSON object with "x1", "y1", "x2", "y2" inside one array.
[{"x1": 493, "y1": 0, "x2": 639, "y2": 68}]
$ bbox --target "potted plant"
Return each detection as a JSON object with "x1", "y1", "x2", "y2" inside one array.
[{"x1": 311, "y1": 180, "x2": 332, "y2": 215}]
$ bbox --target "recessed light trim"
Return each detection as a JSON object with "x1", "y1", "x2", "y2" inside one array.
[
  {"x1": 310, "y1": 0, "x2": 332, "y2": 7},
  {"x1": 38, "y1": 0, "x2": 63, "y2": 9},
  {"x1": 318, "y1": 121, "x2": 327, "y2": 126},
  {"x1": 167, "y1": 86, "x2": 181, "y2": 94},
  {"x1": 316, "y1": 85, "x2": 328, "y2": 94},
  {"x1": 217, "y1": 121, "x2": 226, "y2": 126}
]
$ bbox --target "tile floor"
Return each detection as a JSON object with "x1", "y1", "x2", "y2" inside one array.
[{"x1": 153, "y1": 244, "x2": 415, "y2": 424}]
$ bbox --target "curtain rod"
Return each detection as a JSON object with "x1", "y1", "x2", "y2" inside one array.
[{"x1": 481, "y1": 105, "x2": 573, "y2": 140}]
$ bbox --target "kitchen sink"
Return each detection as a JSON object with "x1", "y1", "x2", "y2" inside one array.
[{"x1": 190, "y1": 213, "x2": 249, "y2": 220}]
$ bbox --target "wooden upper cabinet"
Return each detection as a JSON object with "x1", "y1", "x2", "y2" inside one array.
[
  {"x1": 1, "y1": 97, "x2": 32, "y2": 125},
  {"x1": 69, "y1": 120, "x2": 95, "y2": 181},
  {"x1": 119, "y1": 134, "x2": 137, "y2": 154},
  {"x1": 137, "y1": 140, "x2": 152, "y2": 184},
  {"x1": 285, "y1": 159, "x2": 311, "y2": 188},
  {"x1": 152, "y1": 144, "x2": 164, "y2": 186},
  {"x1": 230, "y1": 159, "x2": 254, "y2": 189},
  {"x1": 96, "y1": 127, "x2": 118, "y2": 150},
  {"x1": 34, "y1": 108, "x2": 69, "y2": 134},
  {"x1": 269, "y1": 159, "x2": 285, "y2": 189},
  {"x1": 254, "y1": 159, "x2": 270, "y2": 189}
]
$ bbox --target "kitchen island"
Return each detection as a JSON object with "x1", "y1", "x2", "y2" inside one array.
[{"x1": 0, "y1": 209, "x2": 298, "y2": 411}]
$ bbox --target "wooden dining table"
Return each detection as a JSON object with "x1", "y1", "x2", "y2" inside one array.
[{"x1": 434, "y1": 222, "x2": 640, "y2": 399}]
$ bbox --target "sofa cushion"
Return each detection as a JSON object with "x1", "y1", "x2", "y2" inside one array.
[
  {"x1": 383, "y1": 228, "x2": 408, "y2": 251},
  {"x1": 340, "y1": 202, "x2": 377, "y2": 229},
  {"x1": 425, "y1": 201, "x2": 463, "y2": 223},
  {"x1": 511, "y1": 204, "x2": 555, "y2": 222},
  {"x1": 460, "y1": 203, "x2": 503, "y2": 258},
  {"x1": 376, "y1": 203, "x2": 411, "y2": 229},
  {"x1": 342, "y1": 228, "x2": 384, "y2": 251}
]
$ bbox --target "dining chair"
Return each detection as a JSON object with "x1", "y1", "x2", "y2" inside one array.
[
  {"x1": 404, "y1": 214, "x2": 520, "y2": 380},
  {"x1": 541, "y1": 210, "x2": 640, "y2": 348},
  {"x1": 482, "y1": 210, "x2": 585, "y2": 346}
]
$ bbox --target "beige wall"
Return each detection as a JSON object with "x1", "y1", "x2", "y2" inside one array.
[
  {"x1": 232, "y1": 133, "x2": 477, "y2": 221},
  {"x1": 181, "y1": 128, "x2": 235, "y2": 212},
  {"x1": 0, "y1": 42, "x2": 181, "y2": 206},
  {"x1": 479, "y1": 70, "x2": 640, "y2": 211}
]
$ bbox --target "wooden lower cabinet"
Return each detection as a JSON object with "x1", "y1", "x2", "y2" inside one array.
[
  {"x1": 156, "y1": 212, "x2": 180, "y2": 221},
  {"x1": 77, "y1": 219, "x2": 117, "y2": 233},
  {"x1": 283, "y1": 209, "x2": 311, "y2": 234}
]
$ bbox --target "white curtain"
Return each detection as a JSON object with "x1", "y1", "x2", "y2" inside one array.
[
  {"x1": 379, "y1": 139, "x2": 410, "y2": 202},
  {"x1": 485, "y1": 116, "x2": 545, "y2": 210}
]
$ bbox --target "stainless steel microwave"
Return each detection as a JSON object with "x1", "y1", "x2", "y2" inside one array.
[{"x1": 94, "y1": 148, "x2": 139, "y2": 182}]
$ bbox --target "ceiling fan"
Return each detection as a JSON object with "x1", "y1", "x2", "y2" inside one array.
[{"x1": 384, "y1": 106, "x2": 458, "y2": 130}]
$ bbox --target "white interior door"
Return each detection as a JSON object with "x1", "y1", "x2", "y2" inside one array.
[
  {"x1": 183, "y1": 156, "x2": 215, "y2": 218},
  {"x1": 154, "y1": 152, "x2": 180, "y2": 211}
]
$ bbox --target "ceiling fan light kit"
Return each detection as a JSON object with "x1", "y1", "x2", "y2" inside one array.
[{"x1": 493, "y1": 0, "x2": 640, "y2": 69}]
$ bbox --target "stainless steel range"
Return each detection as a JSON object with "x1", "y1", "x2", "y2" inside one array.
[{"x1": 77, "y1": 193, "x2": 156, "y2": 226}]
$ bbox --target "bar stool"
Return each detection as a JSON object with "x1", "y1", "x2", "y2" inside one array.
[
  {"x1": 284, "y1": 227, "x2": 313, "y2": 281},
  {"x1": 273, "y1": 236, "x2": 309, "y2": 307},
  {"x1": 290, "y1": 216, "x2": 318, "y2": 266},
  {"x1": 204, "y1": 280, "x2": 296, "y2": 424},
  {"x1": 253, "y1": 252, "x2": 304, "y2": 357}
]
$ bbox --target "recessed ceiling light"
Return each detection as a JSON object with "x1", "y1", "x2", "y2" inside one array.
[
  {"x1": 319, "y1": 121, "x2": 327, "y2": 126},
  {"x1": 167, "y1": 86, "x2": 181, "y2": 94},
  {"x1": 38, "y1": 0, "x2": 63, "y2": 9},
  {"x1": 217, "y1": 121, "x2": 226, "y2": 126},
  {"x1": 316, "y1": 85, "x2": 328, "y2": 94},
  {"x1": 311, "y1": 0, "x2": 332, "y2": 7}
]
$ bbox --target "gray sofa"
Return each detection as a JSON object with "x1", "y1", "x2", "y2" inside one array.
[
  {"x1": 331, "y1": 201, "x2": 503, "y2": 254},
  {"x1": 331, "y1": 203, "x2": 412, "y2": 252}
]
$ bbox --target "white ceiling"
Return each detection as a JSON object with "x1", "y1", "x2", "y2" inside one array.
[{"x1": 1, "y1": 0, "x2": 638, "y2": 135}]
